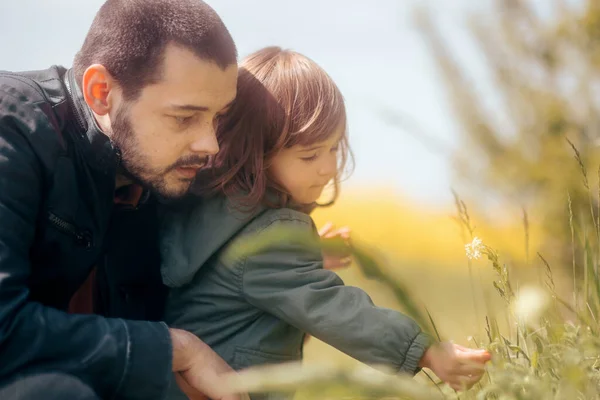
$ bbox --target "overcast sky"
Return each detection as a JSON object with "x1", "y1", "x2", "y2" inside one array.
[{"x1": 0, "y1": 0, "x2": 498, "y2": 208}]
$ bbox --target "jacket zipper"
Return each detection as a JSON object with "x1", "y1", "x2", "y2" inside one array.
[{"x1": 48, "y1": 212, "x2": 92, "y2": 249}]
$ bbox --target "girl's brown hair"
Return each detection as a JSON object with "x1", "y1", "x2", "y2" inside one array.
[{"x1": 195, "y1": 46, "x2": 352, "y2": 211}]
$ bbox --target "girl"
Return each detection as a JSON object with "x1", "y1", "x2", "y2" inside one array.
[{"x1": 161, "y1": 47, "x2": 490, "y2": 400}]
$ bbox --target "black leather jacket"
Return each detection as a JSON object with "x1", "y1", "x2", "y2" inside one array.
[{"x1": 0, "y1": 66, "x2": 171, "y2": 399}]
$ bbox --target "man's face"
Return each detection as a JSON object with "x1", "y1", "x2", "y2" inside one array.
[{"x1": 110, "y1": 44, "x2": 237, "y2": 199}]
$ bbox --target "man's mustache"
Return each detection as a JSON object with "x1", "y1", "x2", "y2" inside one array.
[{"x1": 166, "y1": 155, "x2": 209, "y2": 172}]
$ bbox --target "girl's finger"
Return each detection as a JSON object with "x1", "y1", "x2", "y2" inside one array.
[
  {"x1": 454, "y1": 344, "x2": 471, "y2": 352},
  {"x1": 318, "y1": 222, "x2": 334, "y2": 237},
  {"x1": 335, "y1": 226, "x2": 351, "y2": 239},
  {"x1": 456, "y1": 348, "x2": 492, "y2": 364},
  {"x1": 337, "y1": 256, "x2": 352, "y2": 268},
  {"x1": 323, "y1": 256, "x2": 353, "y2": 270},
  {"x1": 455, "y1": 344, "x2": 489, "y2": 355}
]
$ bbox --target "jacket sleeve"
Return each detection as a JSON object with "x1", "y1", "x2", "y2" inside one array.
[
  {"x1": 0, "y1": 88, "x2": 172, "y2": 399},
  {"x1": 238, "y1": 217, "x2": 432, "y2": 375}
]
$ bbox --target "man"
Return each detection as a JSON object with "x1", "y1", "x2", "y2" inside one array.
[{"x1": 0, "y1": 0, "x2": 242, "y2": 398}]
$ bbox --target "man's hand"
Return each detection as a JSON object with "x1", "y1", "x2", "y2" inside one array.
[
  {"x1": 170, "y1": 328, "x2": 250, "y2": 400},
  {"x1": 419, "y1": 342, "x2": 491, "y2": 391},
  {"x1": 318, "y1": 222, "x2": 352, "y2": 270},
  {"x1": 174, "y1": 373, "x2": 209, "y2": 400}
]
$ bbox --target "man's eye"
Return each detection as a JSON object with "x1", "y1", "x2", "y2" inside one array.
[{"x1": 173, "y1": 116, "x2": 193, "y2": 125}]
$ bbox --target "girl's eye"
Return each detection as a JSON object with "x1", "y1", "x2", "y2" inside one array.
[
  {"x1": 330, "y1": 145, "x2": 339, "y2": 152},
  {"x1": 214, "y1": 112, "x2": 226, "y2": 125},
  {"x1": 301, "y1": 153, "x2": 319, "y2": 162}
]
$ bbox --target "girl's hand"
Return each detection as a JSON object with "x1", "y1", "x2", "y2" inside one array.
[
  {"x1": 318, "y1": 222, "x2": 352, "y2": 270},
  {"x1": 419, "y1": 342, "x2": 491, "y2": 391}
]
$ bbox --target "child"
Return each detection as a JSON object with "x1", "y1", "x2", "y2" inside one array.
[{"x1": 160, "y1": 47, "x2": 490, "y2": 399}]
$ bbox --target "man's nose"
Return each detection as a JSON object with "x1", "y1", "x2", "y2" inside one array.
[{"x1": 189, "y1": 124, "x2": 219, "y2": 155}]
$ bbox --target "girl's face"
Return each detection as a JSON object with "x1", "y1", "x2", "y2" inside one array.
[{"x1": 269, "y1": 125, "x2": 344, "y2": 205}]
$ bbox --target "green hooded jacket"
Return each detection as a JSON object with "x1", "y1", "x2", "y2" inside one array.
[{"x1": 160, "y1": 195, "x2": 431, "y2": 399}]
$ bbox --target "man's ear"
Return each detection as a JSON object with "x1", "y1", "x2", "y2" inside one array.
[{"x1": 81, "y1": 64, "x2": 118, "y2": 116}]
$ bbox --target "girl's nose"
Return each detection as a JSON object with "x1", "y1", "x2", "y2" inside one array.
[{"x1": 318, "y1": 154, "x2": 337, "y2": 177}]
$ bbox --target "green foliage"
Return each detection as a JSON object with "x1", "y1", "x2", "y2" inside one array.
[{"x1": 415, "y1": 0, "x2": 600, "y2": 268}]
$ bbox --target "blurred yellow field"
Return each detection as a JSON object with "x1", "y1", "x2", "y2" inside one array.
[{"x1": 312, "y1": 188, "x2": 543, "y2": 268}]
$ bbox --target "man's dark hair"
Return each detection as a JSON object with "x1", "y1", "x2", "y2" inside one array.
[{"x1": 73, "y1": 0, "x2": 237, "y2": 100}]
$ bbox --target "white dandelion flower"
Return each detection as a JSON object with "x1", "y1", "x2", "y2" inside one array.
[
  {"x1": 465, "y1": 236, "x2": 484, "y2": 260},
  {"x1": 513, "y1": 286, "x2": 549, "y2": 324}
]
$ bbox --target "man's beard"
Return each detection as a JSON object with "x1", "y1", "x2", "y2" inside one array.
[{"x1": 110, "y1": 106, "x2": 207, "y2": 200}]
